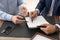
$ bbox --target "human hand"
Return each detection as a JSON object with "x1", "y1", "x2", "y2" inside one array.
[
  {"x1": 19, "y1": 6, "x2": 28, "y2": 17},
  {"x1": 12, "y1": 16, "x2": 25, "y2": 24},
  {"x1": 29, "y1": 10, "x2": 38, "y2": 21},
  {"x1": 40, "y1": 24, "x2": 57, "y2": 35}
]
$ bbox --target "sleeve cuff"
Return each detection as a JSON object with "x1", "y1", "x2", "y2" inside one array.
[
  {"x1": 18, "y1": 3, "x2": 26, "y2": 8},
  {"x1": 55, "y1": 24, "x2": 60, "y2": 28},
  {"x1": 35, "y1": 9, "x2": 40, "y2": 15},
  {"x1": 6, "y1": 14, "x2": 13, "y2": 21},
  {"x1": 0, "y1": 11, "x2": 13, "y2": 21}
]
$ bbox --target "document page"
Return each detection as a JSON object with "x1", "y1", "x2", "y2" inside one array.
[
  {"x1": 25, "y1": 16, "x2": 49, "y2": 28},
  {"x1": 32, "y1": 34, "x2": 51, "y2": 40}
]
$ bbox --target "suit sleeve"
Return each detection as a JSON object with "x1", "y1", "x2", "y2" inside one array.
[
  {"x1": 36, "y1": 0, "x2": 51, "y2": 16},
  {"x1": 36, "y1": 0, "x2": 45, "y2": 12}
]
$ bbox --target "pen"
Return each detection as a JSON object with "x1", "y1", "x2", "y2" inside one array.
[{"x1": 31, "y1": 16, "x2": 35, "y2": 22}]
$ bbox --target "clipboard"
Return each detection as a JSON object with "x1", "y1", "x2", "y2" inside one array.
[{"x1": 31, "y1": 32, "x2": 55, "y2": 40}]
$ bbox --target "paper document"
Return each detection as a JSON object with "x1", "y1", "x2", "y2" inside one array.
[
  {"x1": 32, "y1": 34, "x2": 51, "y2": 40},
  {"x1": 25, "y1": 16, "x2": 49, "y2": 28}
]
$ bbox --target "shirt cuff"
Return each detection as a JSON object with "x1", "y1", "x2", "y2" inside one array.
[
  {"x1": 0, "y1": 10, "x2": 13, "y2": 21},
  {"x1": 19, "y1": 3, "x2": 26, "y2": 8},
  {"x1": 35, "y1": 9, "x2": 40, "y2": 15},
  {"x1": 6, "y1": 14, "x2": 13, "y2": 21},
  {"x1": 55, "y1": 24, "x2": 60, "y2": 31}
]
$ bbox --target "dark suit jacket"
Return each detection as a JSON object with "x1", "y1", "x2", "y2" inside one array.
[{"x1": 36, "y1": 0, "x2": 60, "y2": 16}]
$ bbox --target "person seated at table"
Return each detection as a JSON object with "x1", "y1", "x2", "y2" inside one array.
[
  {"x1": 0, "y1": 0, "x2": 28, "y2": 33},
  {"x1": 39, "y1": 22, "x2": 60, "y2": 35}
]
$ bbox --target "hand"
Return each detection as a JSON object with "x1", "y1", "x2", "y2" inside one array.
[
  {"x1": 12, "y1": 16, "x2": 25, "y2": 24},
  {"x1": 29, "y1": 10, "x2": 38, "y2": 21},
  {"x1": 19, "y1": 6, "x2": 28, "y2": 17},
  {"x1": 40, "y1": 24, "x2": 57, "y2": 35}
]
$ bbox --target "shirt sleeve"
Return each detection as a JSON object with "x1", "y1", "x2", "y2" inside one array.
[
  {"x1": 17, "y1": 0, "x2": 26, "y2": 8},
  {"x1": 0, "y1": 10, "x2": 13, "y2": 21}
]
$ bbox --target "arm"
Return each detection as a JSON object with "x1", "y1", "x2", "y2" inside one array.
[
  {"x1": 36, "y1": 0, "x2": 45, "y2": 12},
  {"x1": 17, "y1": 0, "x2": 27, "y2": 16},
  {"x1": 0, "y1": 10, "x2": 13, "y2": 21},
  {"x1": 36, "y1": 0, "x2": 51, "y2": 16}
]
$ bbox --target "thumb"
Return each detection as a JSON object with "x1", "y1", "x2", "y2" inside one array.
[
  {"x1": 40, "y1": 28, "x2": 47, "y2": 31},
  {"x1": 40, "y1": 24, "x2": 49, "y2": 26},
  {"x1": 40, "y1": 27, "x2": 50, "y2": 35},
  {"x1": 40, "y1": 28, "x2": 48, "y2": 33}
]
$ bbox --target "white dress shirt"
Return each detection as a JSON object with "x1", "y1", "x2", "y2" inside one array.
[{"x1": 47, "y1": 0, "x2": 55, "y2": 16}]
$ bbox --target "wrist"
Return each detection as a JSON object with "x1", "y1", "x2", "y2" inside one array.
[
  {"x1": 55, "y1": 25, "x2": 59, "y2": 32},
  {"x1": 35, "y1": 9, "x2": 40, "y2": 15}
]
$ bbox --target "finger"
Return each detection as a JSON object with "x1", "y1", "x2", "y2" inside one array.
[
  {"x1": 29, "y1": 12, "x2": 33, "y2": 17},
  {"x1": 17, "y1": 16, "x2": 23, "y2": 19},
  {"x1": 40, "y1": 28, "x2": 48, "y2": 34},
  {"x1": 17, "y1": 19, "x2": 25, "y2": 21},
  {"x1": 16, "y1": 20, "x2": 25, "y2": 24},
  {"x1": 40, "y1": 28, "x2": 47, "y2": 31},
  {"x1": 22, "y1": 6, "x2": 26, "y2": 9},
  {"x1": 40, "y1": 24, "x2": 49, "y2": 26},
  {"x1": 31, "y1": 15, "x2": 36, "y2": 20},
  {"x1": 31, "y1": 11, "x2": 38, "y2": 20}
]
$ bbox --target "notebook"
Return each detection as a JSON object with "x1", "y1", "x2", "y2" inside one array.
[
  {"x1": 32, "y1": 34, "x2": 52, "y2": 40},
  {"x1": 25, "y1": 16, "x2": 49, "y2": 28}
]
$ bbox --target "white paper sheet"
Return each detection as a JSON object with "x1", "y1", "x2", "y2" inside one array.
[
  {"x1": 25, "y1": 16, "x2": 49, "y2": 28},
  {"x1": 32, "y1": 34, "x2": 51, "y2": 40}
]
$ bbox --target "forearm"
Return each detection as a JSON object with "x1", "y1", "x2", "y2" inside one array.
[
  {"x1": 0, "y1": 10, "x2": 13, "y2": 21},
  {"x1": 36, "y1": 0, "x2": 45, "y2": 12},
  {"x1": 35, "y1": 8, "x2": 48, "y2": 16},
  {"x1": 17, "y1": 0, "x2": 26, "y2": 16}
]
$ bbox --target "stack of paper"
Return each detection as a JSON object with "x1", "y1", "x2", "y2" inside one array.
[{"x1": 25, "y1": 16, "x2": 49, "y2": 28}]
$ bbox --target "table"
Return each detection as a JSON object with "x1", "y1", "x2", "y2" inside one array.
[{"x1": 0, "y1": 16, "x2": 59, "y2": 40}]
